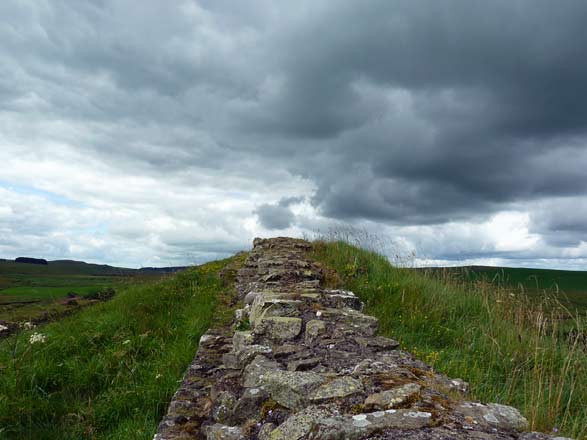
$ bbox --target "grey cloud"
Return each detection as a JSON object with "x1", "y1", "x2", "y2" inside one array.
[
  {"x1": 2, "y1": 0, "x2": 587, "y2": 267},
  {"x1": 255, "y1": 1, "x2": 587, "y2": 224},
  {"x1": 255, "y1": 197, "x2": 304, "y2": 230},
  {"x1": 529, "y1": 198, "x2": 587, "y2": 247}
]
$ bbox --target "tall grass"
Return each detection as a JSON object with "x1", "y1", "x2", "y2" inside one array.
[
  {"x1": 313, "y1": 240, "x2": 587, "y2": 439},
  {"x1": 0, "y1": 257, "x2": 235, "y2": 440}
]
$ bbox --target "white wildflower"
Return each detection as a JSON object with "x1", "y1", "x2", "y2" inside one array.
[
  {"x1": 316, "y1": 310, "x2": 322, "y2": 317},
  {"x1": 0, "y1": 324, "x2": 9, "y2": 332},
  {"x1": 155, "y1": 373, "x2": 162, "y2": 379},
  {"x1": 122, "y1": 339, "x2": 131, "y2": 345},
  {"x1": 29, "y1": 332, "x2": 46, "y2": 344}
]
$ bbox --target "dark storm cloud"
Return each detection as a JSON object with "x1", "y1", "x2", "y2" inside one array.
[
  {"x1": 255, "y1": 197, "x2": 304, "y2": 230},
  {"x1": 237, "y1": 0, "x2": 587, "y2": 224},
  {"x1": 2, "y1": 0, "x2": 587, "y2": 266}
]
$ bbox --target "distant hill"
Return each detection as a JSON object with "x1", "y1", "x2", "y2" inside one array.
[
  {"x1": 138, "y1": 266, "x2": 188, "y2": 274},
  {"x1": 15, "y1": 257, "x2": 48, "y2": 265},
  {"x1": 0, "y1": 258, "x2": 187, "y2": 276},
  {"x1": 420, "y1": 265, "x2": 587, "y2": 293}
]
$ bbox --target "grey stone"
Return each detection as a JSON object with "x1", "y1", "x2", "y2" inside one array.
[
  {"x1": 355, "y1": 335, "x2": 400, "y2": 351},
  {"x1": 305, "y1": 319, "x2": 327, "y2": 344},
  {"x1": 242, "y1": 355, "x2": 282, "y2": 388},
  {"x1": 249, "y1": 297, "x2": 302, "y2": 326},
  {"x1": 287, "y1": 357, "x2": 321, "y2": 371},
  {"x1": 352, "y1": 358, "x2": 398, "y2": 375},
  {"x1": 309, "y1": 376, "x2": 364, "y2": 402},
  {"x1": 268, "y1": 405, "x2": 338, "y2": 440},
  {"x1": 232, "y1": 331, "x2": 254, "y2": 351},
  {"x1": 244, "y1": 291, "x2": 260, "y2": 305},
  {"x1": 233, "y1": 387, "x2": 269, "y2": 422},
  {"x1": 205, "y1": 423, "x2": 244, "y2": 440},
  {"x1": 364, "y1": 382, "x2": 421, "y2": 410},
  {"x1": 212, "y1": 391, "x2": 237, "y2": 424},
  {"x1": 457, "y1": 402, "x2": 529, "y2": 431},
  {"x1": 311, "y1": 409, "x2": 433, "y2": 439},
  {"x1": 324, "y1": 289, "x2": 364, "y2": 311},
  {"x1": 322, "y1": 308, "x2": 379, "y2": 336},
  {"x1": 520, "y1": 434, "x2": 573, "y2": 440},
  {"x1": 253, "y1": 317, "x2": 302, "y2": 342},
  {"x1": 273, "y1": 344, "x2": 302, "y2": 357},
  {"x1": 222, "y1": 344, "x2": 271, "y2": 370},
  {"x1": 257, "y1": 423, "x2": 276, "y2": 440},
  {"x1": 256, "y1": 369, "x2": 326, "y2": 409}
]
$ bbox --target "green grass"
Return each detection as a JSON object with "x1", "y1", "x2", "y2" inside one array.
[
  {"x1": 0, "y1": 261, "x2": 156, "y2": 323},
  {"x1": 313, "y1": 240, "x2": 587, "y2": 439},
  {"x1": 0, "y1": 256, "x2": 239, "y2": 439},
  {"x1": 424, "y1": 266, "x2": 587, "y2": 312},
  {"x1": 0, "y1": 286, "x2": 105, "y2": 303}
]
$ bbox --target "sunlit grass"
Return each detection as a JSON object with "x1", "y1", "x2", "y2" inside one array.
[
  {"x1": 313, "y1": 239, "x2": 587, "y2": 439},
  {"x1": 0, "y1": 257, "x2": 237, "y2": 439}
]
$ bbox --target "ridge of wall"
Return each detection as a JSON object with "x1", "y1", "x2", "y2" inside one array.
[{"x1": 155, "y1": 237, "x2": 571, "y2": 440}]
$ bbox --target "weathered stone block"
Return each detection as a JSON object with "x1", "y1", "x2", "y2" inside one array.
[
  {"x1": 232, "y1": 331, "x2": 254, "y2": 351},
  {"x1": 309, "y1": 376, "x2": 364, "y2": 402},
  {"x1": 457, "y1": 402, "x2": 529, "y2": 431},
  {"x1": 256, "y1": 369, "x2": 325, "y2": 409},
  {"x1": 204, "y1": 423, "x2": 244, "y2": 440},
  {"x1": 364, "y1": 382, "x2": 421, "y2": 410},
  {"x1": 305, "y1": 319, "x2": 326, "y2": 344},
  {"x1": 253, "y1": 317, "x2": 302, "y2": 342},
  {"x1": 249, "y1": 297, "x2": 302, "y2": 326}
]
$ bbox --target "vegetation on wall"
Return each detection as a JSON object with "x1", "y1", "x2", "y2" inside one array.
[
  {"x1": 313, "y1": 239, "x2": 587, "y2": 439},
  {"x1": 0, "y1": 257, "x2": 237, "y2": 440}
]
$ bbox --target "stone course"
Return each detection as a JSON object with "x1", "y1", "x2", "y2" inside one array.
[{"x1": 155, "y1": 237, "x2": 571, "y2": 439}]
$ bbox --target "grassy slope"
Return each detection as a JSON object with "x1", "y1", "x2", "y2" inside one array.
[
  {"x1": 0, "y1": 261, "x2": 161, "y2": 322},
  {"x1": 424, "y1": 266, "x2": 587, "y2": 312},
  {"x1": 313, "y1": 240, "x2": 587, "y2": 439},
  {"x1": 0, "y1": 255, "x2": 241, "y2": 439}
]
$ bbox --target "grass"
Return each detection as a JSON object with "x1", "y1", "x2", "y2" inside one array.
[
  {"x1": 0, "y1": 255, "x2": 241, "y2": 440},
  {"x1": 0, "y1": 286, "x2": 106, "y2": 303},
  {"x1": 0, "y1": 261, "x2": 159, "y2": 323},
  {"x1": 424, "y1": 266, "x2": 587, "y2": 312},
  {"x1": 312, "y1": 239, "x2": 587, "y2": 439}
]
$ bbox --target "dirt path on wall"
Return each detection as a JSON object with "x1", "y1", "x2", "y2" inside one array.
[{"x1": 155, "y1": 237, "x2": 570, "y2": 440}]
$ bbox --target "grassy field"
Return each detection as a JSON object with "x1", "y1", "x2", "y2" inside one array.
[
  {"x1": 0, "y1": 254, "x2": 242, "y2": 439},
  {"x1": 0, "y1": 260, "x2": 159, "y2": 324},
  {"x1": 313, "y1": 240, "x2": 587, "y2": 439},
  {"x1": 425, "y1": 266, "x2": 587, "y2": 312}
]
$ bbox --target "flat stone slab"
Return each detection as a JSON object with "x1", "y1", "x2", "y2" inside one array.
[{"x1": 253, "y1": 316, "x2": 302, "y2": 342}]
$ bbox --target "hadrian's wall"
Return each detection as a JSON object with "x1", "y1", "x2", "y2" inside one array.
[{"x1": 155, "y1": 237, "x2": 571, "y2": 440}]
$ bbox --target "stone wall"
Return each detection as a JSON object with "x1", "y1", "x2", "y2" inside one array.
[{"x1": 155, "y1": 237, "x2": 571, "y2": 440}]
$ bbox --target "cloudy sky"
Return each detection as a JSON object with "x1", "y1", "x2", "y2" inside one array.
[{"x1": 1, "y1": 1, "x2": 587, "y2": 269}]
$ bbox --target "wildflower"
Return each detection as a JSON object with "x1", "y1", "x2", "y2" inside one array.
[
  {"x1": 29, "y1": 332, "x2": 46, "y2": 344},
  {"x1": 122, "y1": 339, "x2": 131, "y2": 345},
  {"x1": 316, "y1": 310, "x2": 322, "y2": 317},
  {"x1": 21, "y1": 321, "x2": 35, "y2": 330},
  {"x1": 0, "y1": 324, "x2": 9, "y2": 332},
  {"x1": 155, "y1": 373, "x2": 162, "y2": 379}
]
